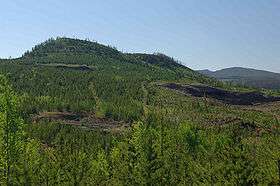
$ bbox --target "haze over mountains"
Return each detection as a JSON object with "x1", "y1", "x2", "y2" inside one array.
[{"x1": 198, "y1": 67, "x2": 280, "y2": 90}]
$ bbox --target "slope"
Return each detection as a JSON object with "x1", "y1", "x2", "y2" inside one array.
[{"x1": 0, "y1": 37, "x2": 279, "y2": 185}]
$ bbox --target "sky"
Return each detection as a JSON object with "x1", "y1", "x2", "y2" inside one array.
[{"x1": 1, "y1": 0, "x2": 280, "y2": 72}]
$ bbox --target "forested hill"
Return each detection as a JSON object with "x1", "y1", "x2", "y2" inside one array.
[
  {"x1": 8, "y1": 37, "x2": 213, "y2": 87},
  {"x1": 0, "y1": 37, "x2": 280, "y2": 185},
  {"x1": 0, "y1": 37, "x2": 212, "y2": 119},
  {"x1": 23, "y1": 37, "x2": 121, "y2": 58},
  {"x1": 20, "y1": 37, "x2": 195, "y2": 72},
  {"x1": 128, "y1": 53, "x2": 189, "y2": 69}
]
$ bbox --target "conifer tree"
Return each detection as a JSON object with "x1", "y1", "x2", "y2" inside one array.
[{"x1": 0, "y1": 76, "x2": 24, "y2": 185}]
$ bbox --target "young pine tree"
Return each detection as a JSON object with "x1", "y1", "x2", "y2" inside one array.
[{"x1": 0, "y1": 76, "x2": 25, "y2": 185}]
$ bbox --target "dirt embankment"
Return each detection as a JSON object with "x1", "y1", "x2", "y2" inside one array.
[
  {"x1": 32, "y1": 112, "x2": 129, "y2": 132},
  {"x1": 161, "y1": 83, "x2": 280, "y2": 105}
]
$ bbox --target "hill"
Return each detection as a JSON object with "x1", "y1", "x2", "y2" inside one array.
[
  {"x1": 23, "y1": 37, "x2": 121, "y2": 57},
  {"x1": 0, "y1": 38, "x2": 279, "y2": 185},
  {"x1": 19, "y1": 37, "x2": 203, "y2": 80},
  {"x1": 0, "y1": 37, "x2": 211, "y2": 119},
  {"x1": 198, "y1": 67, "x2": 280, "y2": 90}
]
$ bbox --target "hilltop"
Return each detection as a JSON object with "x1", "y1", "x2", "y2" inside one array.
[
  {"x1": 23, "y1": 37, "x2": 121, "y2": 57},
  {"x1": 21, "y1": 37, "x2": 192, "y2": 71}
]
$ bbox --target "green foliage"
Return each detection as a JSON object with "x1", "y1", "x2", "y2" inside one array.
[
  {"x1": 86, "y1": 150, "x2": 109, "y2": 185},
  {"x1": 0, "y1": 76, "x2": 24, "y2": 185},
  {"x1": 0, "y1": 38, "x2": 279, "y2": 185},
  {"x1": 23, "y1": 37, "x2": 121, "y2": 58}
]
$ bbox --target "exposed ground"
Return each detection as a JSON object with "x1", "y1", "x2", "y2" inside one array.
[
  {"x1": 36, "y1": 63, "x2": 94, "y2": 71},
  {"x1": 32, "y1": 112, "x2": 130, "y2": 132},
  {"x1": 161, "y1": 83, "x2": 280, "y2": 105}
]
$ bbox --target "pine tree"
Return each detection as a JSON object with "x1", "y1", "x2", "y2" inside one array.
[
  {"x1": 0, "y1": 76, "x2": 25, "y2": 185},
  {"x1": 86, "y1": 150, "x2": 109, "y2": 185}
]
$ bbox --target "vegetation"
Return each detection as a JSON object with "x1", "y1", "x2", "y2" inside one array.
[{"x1": 0, "y1": 37, "x2": 279, "y2": 185}]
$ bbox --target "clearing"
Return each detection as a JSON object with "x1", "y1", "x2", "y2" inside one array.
[
  {"x1": 36, "y1": 63, "x2": 94, "y2": 71},
  {"x1": 32, "y1": 112, "x2": 129, "y2": 132}
]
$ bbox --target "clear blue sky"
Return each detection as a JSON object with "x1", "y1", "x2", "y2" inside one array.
[{"x1": 1, "y1": 0, "x2": 280, "y2": 72}]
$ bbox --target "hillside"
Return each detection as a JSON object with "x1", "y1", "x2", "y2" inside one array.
[
  {"x1": 0, "y1": 37, "x2": 212, "y2": 120},
  {"x1": 23, "y1": 38, "x2": 190, "y2": 69},
  {"x1": 0, "y1": 38, "x2": 280, "y2": 185},
  {"x1": 198, "y1": 67, "x2": 280, "y2": 90},
  {"x1": 23, "y1": 37, "x2": 121, "y2": 57},
  {"x1": 19, "y1": 38, "x2": 204, "y2": 81}
]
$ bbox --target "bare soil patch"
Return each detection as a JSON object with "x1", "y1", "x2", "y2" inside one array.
[
  {"x1": 55, "y1": 64, "x2": 93, "y2": 71},
  {"x1": 32, "y1": 112, "x2": 130, "y2": 132},
  {"x1": 37, "y1": 63, "x2": 94, "y2": 71}
]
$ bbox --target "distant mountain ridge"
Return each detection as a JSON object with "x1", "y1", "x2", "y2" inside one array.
[{"x1": 198, "y1": 67, "x2": 280, "y2": 90}]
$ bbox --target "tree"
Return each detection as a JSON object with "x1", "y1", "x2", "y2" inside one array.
[
  {"x1": 0, "y1": 75, "x2": 25, "y2": 185},
  {"x1": 86, "y1": 150, "x2": 109, "y2": 185}
]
